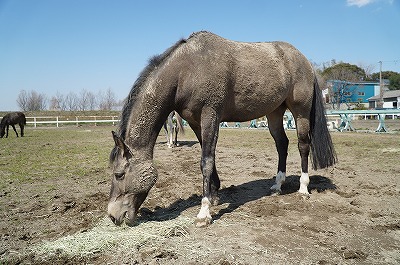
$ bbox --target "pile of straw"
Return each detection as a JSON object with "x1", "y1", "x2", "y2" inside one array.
[{"x1": 31, "y1": 216, "x2": 192, "y2": 260}]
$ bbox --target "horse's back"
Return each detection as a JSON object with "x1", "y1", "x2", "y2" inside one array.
[
  {"x1": 186, "y1": 32, "x2": 312, "y2": 79},
  {"x1": 2, "y1": 112, "x2": 26, "y2": 125},
  {"x1": 178, "y1": 32, "x2": 314, "y2": 121}
]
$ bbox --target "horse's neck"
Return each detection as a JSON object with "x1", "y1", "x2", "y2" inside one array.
[{"x1": 126, "y1": 91, "x2": 172, "y2": 160}]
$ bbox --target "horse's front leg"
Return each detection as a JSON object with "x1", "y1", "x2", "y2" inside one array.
[
  {"x1": 11, "y1": 124, "x2": 19, "y2": 137},
  {"x1": 210, "y1": 165, "x2": 220, "y2": 205},
  {"x1": 195, "y1": 108, "x2": 220, "y2": 227}
]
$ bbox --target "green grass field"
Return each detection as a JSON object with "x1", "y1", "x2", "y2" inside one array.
[{"x1": 0, "y1": 127, "x2": 114, "y2": 187}]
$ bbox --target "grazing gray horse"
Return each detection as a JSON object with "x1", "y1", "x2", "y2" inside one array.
[
  {"x1": 163, "y1": 111, "x2": 184, "y2": 148},
  {"x1": 108, "y1": 31, "x2": 336, "y2": 227},
  {"x1": 0, "y1": 112, "x2": 26, "y2": 138}
]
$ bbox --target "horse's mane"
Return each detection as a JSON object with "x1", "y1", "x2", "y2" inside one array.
[
  {"x1": 117, "y1": 37, "x2": 187, "y2": 142},
  {"x1": 110, "y1": 37, "x2": 187, "y2": 162}
]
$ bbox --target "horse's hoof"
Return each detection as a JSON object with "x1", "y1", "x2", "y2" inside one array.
[
  {"x1": 195, "y1": 217, "x2": 212, "y2": 228},
  {"x1": 298, "y1": 188, "x2": 310, "y2": 195}
]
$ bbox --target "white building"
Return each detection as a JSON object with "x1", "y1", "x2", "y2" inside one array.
[{"x1": 368, "y1": 90, "x2": 400, "y2": 109}]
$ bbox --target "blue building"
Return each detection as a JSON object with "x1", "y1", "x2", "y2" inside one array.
[{"x1": 327, "y1": 80, "x2": 382, "y2": 105}]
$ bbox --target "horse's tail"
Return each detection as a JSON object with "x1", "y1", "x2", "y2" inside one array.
[
  {"x1": 175, "y1": 112, "x2": 185, "y2": 134},
  {"x1": 309, "y1": 78, "x2": 337, "y2": 170}
]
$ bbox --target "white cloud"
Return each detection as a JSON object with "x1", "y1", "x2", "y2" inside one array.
[
  {"x1": 347, "y1": 0, "x2": 375, "y2": 7},
  {"x1": 346, "y1": 0, "x2": 394, "y2": 7}
]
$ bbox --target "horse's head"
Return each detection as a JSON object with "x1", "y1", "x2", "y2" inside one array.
[
  {"x1": 0, "y1": 125, "x2": 5, "y2": 138},
  {"x1": 107, "y1": 131, "x2": 157, "y2": 226}
]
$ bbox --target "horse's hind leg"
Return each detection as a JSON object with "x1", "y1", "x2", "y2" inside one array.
[
  {"x1": 287, "y1": 107, "x2": 311, "y2": 195},
  {"x1": 295, "y1": 116, "x2": 311, "y2": 194},
  {"x1": 5, "y1": 125, "x2": 10, "y2": 138},
  {"x1": 20, "y1": 123, "x2": 24, "y2": 137},
  {"x1": 267, "y1": 105, "x2": 289, "y2": 193}
]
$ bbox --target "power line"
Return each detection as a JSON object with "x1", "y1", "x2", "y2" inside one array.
[{"x1": 378, "y1": 60, "x2": 400, "y2": 64}]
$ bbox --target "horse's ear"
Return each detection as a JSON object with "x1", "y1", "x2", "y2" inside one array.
[
  {"x1": 112, "y1": 131, "x2": 133, "y2": 158},
  {"x1": 112, "y1": 131, "x2": 124, "y2": 149}
]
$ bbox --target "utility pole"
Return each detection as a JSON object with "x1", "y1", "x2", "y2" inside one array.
[{"x1": 378, "y1": 61, "x2": 383, "y2": 108}]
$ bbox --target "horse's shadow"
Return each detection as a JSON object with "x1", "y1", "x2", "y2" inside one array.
[
  {"x1": 157, "y1": 140, "x2": 199, "y2": 147},
  {"x1": 139, "y1": 175, "x2": 336, "y2": 223}
]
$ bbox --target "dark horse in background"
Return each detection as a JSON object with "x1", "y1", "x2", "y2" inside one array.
[
  {"x1": 0, "y1": 112, "x2": 26, "y2": 138},
  {"x1": 108, "y1": 31, "x2": 337, "y2": 227}
]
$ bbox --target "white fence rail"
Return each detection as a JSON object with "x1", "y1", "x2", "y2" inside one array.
[
  {"x1": 23, "y1": 116, "x2": 120, "y2": 127},
  {"x1": 1, "y1": 110, "x2": 399, "y2": 131}
]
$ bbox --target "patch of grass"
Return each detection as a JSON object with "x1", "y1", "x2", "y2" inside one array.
[{"x1": 0, "y1": 127, "x2": 114, "y2": 185}]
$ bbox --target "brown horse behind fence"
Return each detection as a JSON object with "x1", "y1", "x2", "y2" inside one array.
[
  {"x1": 107, "y1": 31, "x2": 337, "y2": 227},
  {"x1": 0, "y1": 112, "x2": 26, "y2": 138}
]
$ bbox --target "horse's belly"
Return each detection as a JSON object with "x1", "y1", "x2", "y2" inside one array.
[
  {"x1": 221, "y1": 107, "x2": 273, "y2": 122},
  {"x1": 221, "y1": 87, "x2": 288, "y2": 122}
]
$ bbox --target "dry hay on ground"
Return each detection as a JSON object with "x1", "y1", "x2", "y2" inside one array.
[{"x1": 30, "y1": 216, "x2": 191, "y2": 261}]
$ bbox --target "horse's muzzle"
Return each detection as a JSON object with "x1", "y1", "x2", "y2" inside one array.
[{"x1": 108, "y1": 200, "x2": 138, "y2": 226}]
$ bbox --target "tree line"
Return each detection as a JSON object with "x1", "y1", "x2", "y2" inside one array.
[{"x1": 17, "y1": 88, "x2": 123, "y2": 111}]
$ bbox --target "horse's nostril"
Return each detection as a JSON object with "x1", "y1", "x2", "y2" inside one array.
[
  {"x1": 114, "y1": 172, "x2": 125, "y2": 180},
  {"x1": 109, "y1": 215, "x2": 116, "y2": 224}
]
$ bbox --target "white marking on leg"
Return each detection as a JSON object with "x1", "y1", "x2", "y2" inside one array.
[
  {"x1": 270, "y1": 171, "x2": 286, "y2": 193},
  {"x1": 298, "y1": 172, "x2": 310, "y2": 194},
  {"x1": 196, "y1": 197, "x2": 212, "y2": 220}
]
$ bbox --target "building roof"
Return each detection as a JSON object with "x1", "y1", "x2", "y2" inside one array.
[
  {"x1": 327, "y1": 79, "x2": 390, "y2": 86},
  {"x1": 368, "y1": 90, "x2": 400, "y2": 101}
]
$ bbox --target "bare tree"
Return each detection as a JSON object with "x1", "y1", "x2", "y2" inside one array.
[
  {"x1": 65, "y1": 92, "x2": 79, "y2": 111},
  {"x1": 54, "y1": 92, "x2": 67, "y2": 111},
  {"x1": 99, "y1": 88, "x2": 116, "y2": 110},
  {"x1": 358, "y1": 63, "x2": 375, "y2": 80},
  {"x1": 17, "y1": 90, "x2": 47, "y2": 111},
  {"x1": 87, "y1": 91, "x2": 97, "y2": 110},
  {"x1": 326, "y1": 81, "x2": 361, "y2": 110},
  {"x1": 16, "y1": 90, "x2": 29, "y2": 111},
  {"x1": 78, "y1": 89, "x2": 90, "y2": 111},
  {"x1": 29, "y1": 91, "x2": 47, "y2": 111},
  {"x1": 49, "y1": 96, "x2": 60, "y2": 110},
  {"x1": 17, "y1": 88, "x2": 121, "y2": 112}
]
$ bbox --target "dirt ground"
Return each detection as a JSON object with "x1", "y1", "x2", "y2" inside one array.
[{"x1": 1, "y1": 121, "x2": 400, "y2": 264}]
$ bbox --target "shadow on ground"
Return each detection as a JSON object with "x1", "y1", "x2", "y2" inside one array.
[{"x1": 139, "y1": 175, "x2": 336, "y2": 223}]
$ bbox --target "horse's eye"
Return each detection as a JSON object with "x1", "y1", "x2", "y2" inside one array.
[{"x1": 114, "y1": 172, "x2": 125, "y2": 180}]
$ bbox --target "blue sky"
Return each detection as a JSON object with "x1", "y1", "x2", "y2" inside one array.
[{"x1": 0, "y1": 0, "x2": 399, "y2": 111}]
